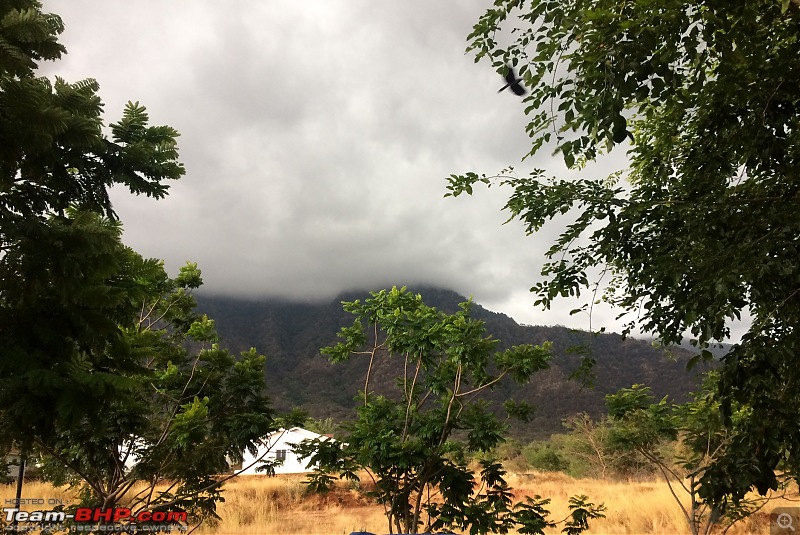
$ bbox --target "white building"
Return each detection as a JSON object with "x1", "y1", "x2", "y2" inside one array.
[{"x1": 238, "y1": 427, "x2": 331, "y2": 475}]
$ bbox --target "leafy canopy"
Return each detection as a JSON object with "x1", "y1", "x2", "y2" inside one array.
[
  {"x1": 0, "y1": 0, "x2": 184, "y2": 241},
  {"x1": 605, "y1": 377, "x2": 792, "y2": 535},
  {"x1": 447, "y1": 0, "x2": 800, "y2": 507},
  {"x1": 297, "y1": 287, "x2": 604, "y2": 535},
  {"x1": 0, "y1": 3, "x2": 276, "y2": 527},
  {"x1": 31, "y1": 229, "x2": 275, "y2": 527},
  {"x1": 0, "y1": 0, "x2": 185, "y2": 444}
]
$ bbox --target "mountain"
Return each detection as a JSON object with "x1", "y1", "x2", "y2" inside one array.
[{"x1": 195, "y1": 287, "x2": 709, "y2": 440}]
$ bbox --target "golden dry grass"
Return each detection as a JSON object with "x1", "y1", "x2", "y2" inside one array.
[
  {"x1": 175, "y1": 470, "x2": 800, "y2": 534},
  {"x1": 192, "y1": 474, "x2": 384, "y2": 535},
  {"x1": 504, "y1": 471, "x2": 797, "y2": 535},
  {"x1": 0, "y1": 480, "x2": 75, "y2": 508},
  {"x1": 2, "y1": 471, "x2": 797, "y2": 534}
]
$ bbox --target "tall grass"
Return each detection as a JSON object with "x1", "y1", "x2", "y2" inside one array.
[
  {"x1": 185, "y1": 471, "x2": 799, "y2": 534},
  {"x1": 0, "y1": 480, "x2": 74, "y2": 507},
  {"x1": 2, "y1": 471, "x2": 796, "y2": 534},
  {"x1": 192, "y1": 475, "x2": 384, "y2": 535},
  {"x1": 505, "y1": 471, "x2": 794, "y2": 534}
]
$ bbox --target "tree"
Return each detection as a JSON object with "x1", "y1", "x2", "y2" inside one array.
[
  {"x1": 522, "y1": 414, "x2": 654, "y2": 480},
  {"x1": 560, "y1": 414, "x2": 616, "y2": 479},
  {"x1": 447, "y1": 0, "x2": 800, "y2": 508},
  {"x1": 303, "y1": 416, "x2": 338, "y2": 436},
  {"x1": 0, "y1": 2, "x2": 182, "y2": 228},
  {"x1": 26, "y1": 224, "x2": 276, "y2": 527},
  {"x1": 0, "y1": 3, "x2": 278, "y2": 528},
  {"x1": 297, "y1": 287, "x2": 604, "y2": 535},
  {"x1": 0, "y1": 1, "x2": 184, "y2": 447},
  {"x1": 606, "y1": 378, "x2": 792, "y2": 535}
]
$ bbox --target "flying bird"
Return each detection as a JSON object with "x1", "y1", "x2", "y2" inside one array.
[
  {"x1": 612, "y1": 115, "x2": 635, "y2": 144},
  {"x1": 498, "y1": 65, "x2": 526, "y2": 96}
]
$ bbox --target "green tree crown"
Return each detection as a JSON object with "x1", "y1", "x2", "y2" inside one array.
[{"x1": 448, "y1": 0, "x2": 800, "y2": 507}]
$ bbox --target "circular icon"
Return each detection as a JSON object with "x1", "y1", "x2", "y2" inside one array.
[{"x1": 777, "y1": 512, "x2": 795, "y2": 530}]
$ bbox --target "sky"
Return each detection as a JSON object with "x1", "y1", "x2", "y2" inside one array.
[{"x1": 40, "y1": 1, "x2": 634, "y2": 333}]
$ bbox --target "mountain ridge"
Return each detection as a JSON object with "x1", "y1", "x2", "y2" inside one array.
[{"x1": 195, "y1": 286, "x2": 709, "y2": 440}]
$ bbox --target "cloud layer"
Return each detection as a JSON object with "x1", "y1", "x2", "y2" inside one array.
[{"x1": 40, "y1": 0, "x2": 629, "y2": 332}]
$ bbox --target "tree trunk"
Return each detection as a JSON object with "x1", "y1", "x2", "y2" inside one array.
[{"x1": 11, "y1": 452, "x2": 26, "y2": 530}]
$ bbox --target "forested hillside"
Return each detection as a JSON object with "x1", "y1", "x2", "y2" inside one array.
[{"x1": 197, "y1": 288, "x2": 709, "y2": 439}]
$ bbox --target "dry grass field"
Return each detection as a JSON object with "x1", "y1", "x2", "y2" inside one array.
[{"x1": 2, "y1": 471, "x2": 797, "y2": 534}]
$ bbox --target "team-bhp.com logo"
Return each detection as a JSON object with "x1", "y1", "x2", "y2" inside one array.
[{"x1": 4, "y1": 507, "x2": 187, "y2": 532}]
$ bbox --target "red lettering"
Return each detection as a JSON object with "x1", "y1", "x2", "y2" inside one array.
[
  {"x1": 137, "y1": 511, "x2": 151, "y2": 522},
  {"x1": 167, "y1": 511, "x2": 188, "y2": 522},
  {"x1": 74, "y1": 508, "x2": 92, "y2": 522},
  {"x1": 151, "y1": 511, "x2": 166, "y2": 522},
  {"x1": 113, "y1": 508, "x2": 131, "y2": 521},
  {"x1": 94, "y1": 508, "x2": 113, "y2": 522}
]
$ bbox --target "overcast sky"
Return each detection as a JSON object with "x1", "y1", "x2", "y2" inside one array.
[{"x1": 40, "y1": 1, "x2": 636, "y2": 333}]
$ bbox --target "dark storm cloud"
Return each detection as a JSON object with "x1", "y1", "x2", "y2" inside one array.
[{"x1": 39, "y1": 0, "x2": 630, "y2": 332}]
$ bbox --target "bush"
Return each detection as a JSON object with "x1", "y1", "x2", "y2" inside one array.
[{"x1": 523, "y1": 441, "x2": 570, "y2": 473}]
